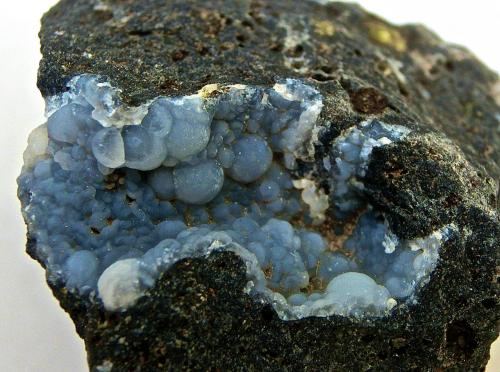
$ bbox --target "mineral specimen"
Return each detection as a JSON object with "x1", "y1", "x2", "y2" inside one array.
[
  {"x1": 19, "y1": 0, "x2": 499, "y2": 370},
  {"x1": 20, "y1": 74, "x2": 454, "y2": 319}
]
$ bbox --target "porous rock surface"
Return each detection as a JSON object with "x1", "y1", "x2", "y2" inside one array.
[{"x1": 25, "y1": 0, "x2": 499, "y2": 370}]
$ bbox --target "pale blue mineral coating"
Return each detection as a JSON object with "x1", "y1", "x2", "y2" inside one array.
[
  {"x1": 228, "y1": 135, "x2": 273, "y2": 183},
  {"x1": 163, "y1": 98, "x2": 211, "y2": 161},
  {"x1": 18, "y1": 75, "x2": 451, "y2": 319},
  {"x1": 91, "y1": 127, "x2": 125, "y2": 168},
  {"x1": 147, "y1": 167, "x2": 175, "y2": 200},
  {"x1": 173, "y1": 160, "x2": 224, "y2": 204}
]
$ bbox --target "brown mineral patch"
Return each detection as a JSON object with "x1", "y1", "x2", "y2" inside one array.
[
  {"x1": 350, "y1": 87, "x2": 389, "y2": 114},
  {"x1": 104, "y1": 169, "x2": 126, "y2": 190},
  {"x1": 301, "y1": 274, "x2": 325, "y2": 295},
  {"x1": 323, "y1": 213, "x2": 361, "y2": 258},
  {"x1": 263, "y1": 265, "x2": 273, "y2": 280},
  {"x1": 292, "y1": 206, "x2": 364, "y2": 259},
  {"x1": 171, "y1": 49, "x2": 188, "y2": 62}
]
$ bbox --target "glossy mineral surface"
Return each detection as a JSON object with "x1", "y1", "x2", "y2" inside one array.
[{"x1": 18, "y1": 75, "x2": 451, "y2": 319}]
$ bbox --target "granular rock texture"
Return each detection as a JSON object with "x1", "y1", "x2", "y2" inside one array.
[{"x1": 19, "y1": 0, "x2": 499, "y2": 370}]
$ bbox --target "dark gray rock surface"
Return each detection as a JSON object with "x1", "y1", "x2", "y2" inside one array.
[{"x1": 28, "y1": 0, "x2": 498, "y2": 370}]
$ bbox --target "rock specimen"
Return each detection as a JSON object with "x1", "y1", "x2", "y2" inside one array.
[{"x1": 19, "y1": 0, "x2": 498, "y2": 370}]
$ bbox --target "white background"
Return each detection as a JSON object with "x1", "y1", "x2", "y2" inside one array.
[{"x1": 0, "y1": 1, "x2": 498, "y2": 371}]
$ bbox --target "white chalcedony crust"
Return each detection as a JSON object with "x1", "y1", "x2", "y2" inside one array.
[
  {"x1": 292, "y1": 178, "x2": 329, "y2": 224},
  {"x1": 22, "y1": 123, "x2": 49, "y2": 170},
  {"x1": 19, "y1": 74, "x2": 452, "y2": 319},
  {"x1": 97, "y1": 258, "x2": 149, "y2": 311}
]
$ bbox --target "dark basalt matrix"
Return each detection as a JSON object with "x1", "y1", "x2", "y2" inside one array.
[{"x1": 18, "y1": 0, "x2": 498, "y2": 370}]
